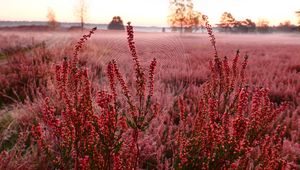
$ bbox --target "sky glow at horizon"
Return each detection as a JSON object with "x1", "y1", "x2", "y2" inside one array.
[{"x1": 0, "y1": 0, "x2": 299, "y2": 26}]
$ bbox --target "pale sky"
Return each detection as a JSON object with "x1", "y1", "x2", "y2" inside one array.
[{"x1": 0, "y1": 0, "x2": 299, "y2": 26}]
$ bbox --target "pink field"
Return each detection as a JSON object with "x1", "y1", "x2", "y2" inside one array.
[{"x1": 0, "y1": 28, "x2": 300, "y2": 169}]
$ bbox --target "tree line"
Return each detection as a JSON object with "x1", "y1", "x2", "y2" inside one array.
[
  {"x1": 168, "y1": 0, "x2": 300, "y2": 33},
  {"x1": 46, "y1": 0, "x2": 300, "y2": 33},
  {"x1": 216, "y1": 12, "x2": 300, "y2": 33},
  {"x1": 47, "y1": 0, "x2": 87, "y2": 30}
]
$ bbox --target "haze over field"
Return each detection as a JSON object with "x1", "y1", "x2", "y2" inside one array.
[{"x1": 0, "y1": 0, "x2": 300, "y2": 26}]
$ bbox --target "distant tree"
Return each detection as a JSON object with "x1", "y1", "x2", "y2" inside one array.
[
  {"x1": 281, "y1": 20, "x2": 291, "y2": 26},
  {"x1": 244, "y1": 19, "x2": 256, "y2": 27},
  {"x1": 257, "y1": 19, "x2": 269, "y2": 27},
  {"x1": 107, "y1": 16, "x2": 125, "y2": 30},
  {"x1": 47, "y1": 8, "x2": 59, "y2": 29},
  {"x1": 256, "y1": 19, "x2": 270, "y2": 33},
  {"x1": 218, "y1": 13, "x2": 256, "y2": 33},
  {"x1": 296, "y1": 11, "x2": 300, "y2": 25},
  {"x1": 235, "y1": 19, "x2": 256, "y2": 32},
  {"x1": 244, "y1": 19, "x2": 256, "y2": 31},
  {"x1": 75, "y1": 0, "x2": 88, "y2": 30},
  {"x1": 279, "y1": 20, "x2": 291, "y2": 28},
  {"x1": 184, "y1": 10, "x2": 203, "y2": 32},
  {"x1": 168, "y1": 0, "x2": 203, "y2": 33},
  {"x1": 218, "y1": 12, "x2": 237, "y2": 32},
  {"x1": 278, "y1": 20, "x2": 294, "y2": 32}
]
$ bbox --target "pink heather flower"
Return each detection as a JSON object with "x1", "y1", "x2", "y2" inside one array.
[
  {"x1": 31, "y1": 123, "x2": 45, "y2": 150},
  {"x1": 97, "y1": 90, "x2": 113, "y2": 109},
  {"x1": 55, "y1": 65, "x2": 61, "y2": 83},
  {"x1": 78, "y1": 155, "x2": 90, "y2": 170},
  {"x1": 223, "y1": 56, "x2": 230, "y2": 91},
  {"x1": 126, "y1": 22, "x2": 146, "y2": 100},
  {"x1": 202, "y1": 15, "x2": 218, "y2": 57},
  {"x1": 148, "y1": 58, "x2": 157, "y2": 97},
  {"x1": 233, "y1": 88, "x2": 249, "y2": 139},
  {"x1": 107, "y1": 62, "x2": 117, "y2": 102},
  {"x1": 112, "y1": 60, "x2": 131, "y2": 103},
  {"x1": 113, "y1": 153, "x2": 122, "y2": 170},
  {"x1": 240, "y1": 55, "x2": 248, "y2": 84},
  {"x1": 178, "y1": 134, "x2": 188, "y2": 167},
  {"x1": 237, "y1": 88, "x2": 249, "y2": 116},
  {"x1": 42, "y1": 97, "x2": 61, "y2": 134},
  {"x1": 230, "y1": 50, "x2": 240, "y2": 90},
  {"x1": 232, "y1": 50, "x2": 239, "y2": 77},
  {"x1": 73, "y1": 27, "x2": 97, "y2": 62}
]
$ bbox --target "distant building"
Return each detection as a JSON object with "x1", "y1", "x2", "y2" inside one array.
[{"x1": 107, "y1": 16, "x2": 125, "y2": 30}]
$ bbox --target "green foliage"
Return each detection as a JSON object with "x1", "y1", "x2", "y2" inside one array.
[
  {"x1": 0, "y1": 52, "x2": 6, "y2": 60},
  {"x1": 0, "y1": 113, "x2": 18, "y2": 152}
]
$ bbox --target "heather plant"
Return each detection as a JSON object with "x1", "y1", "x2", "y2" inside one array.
[
  {"x1": 0, "y1": 43, "x2": 52, "y2": 107},
  {"x1": 0, "y1": 101, "x2": 44, "y2": 170},
  {"x1": 113, "y1": 22, "x2": 159, "y2": 167},
  {"x1": 31, "y1": 27, "x2": 124, "y2": 169},
  {"x1": 30, "y1": 23, "x2": 159, "y2": 169},
  {"x1": 173, "y1": 16, "x2": 289, "y2": 169}
]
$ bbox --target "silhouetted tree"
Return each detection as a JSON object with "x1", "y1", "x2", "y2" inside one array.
[
  {"x1": 218, "y1": 12, "x2": 237, "y2": 32},
  {"x1": 235, "y1": 19, "x2": 256, "y2": 32},
  {"x1": 47, "y1": 8, "x2": 59, "y2": 29},
  {"x1": 244, "y1": 19, "x2": 256, "y2": 31},
  {"x1": 75, "y1": 0, "x2": 88, "y2": 30},
  {"x1": 168, "y1": 0, "x2": 203, "y2": 33},
  {"x1": 107, "y1": 16, "x2": 125, "y2": 30}
]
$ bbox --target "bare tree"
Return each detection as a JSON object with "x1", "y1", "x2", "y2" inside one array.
[
  {"x1": 168, "y1": 0, "x2": 203, "y2": 33},
  {"x1": 47, "y1": 8, "x2": 59, "y2": 29},
  {"x1": 75, "y1": 0, "x2": 88, "y2": 30}
]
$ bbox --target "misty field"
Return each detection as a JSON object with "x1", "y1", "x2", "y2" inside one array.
[{"x1": 0, "y1": 28, "x2": 300, "y2": 169}]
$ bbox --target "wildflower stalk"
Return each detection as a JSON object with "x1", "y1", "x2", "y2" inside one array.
[
  {"x1": 175, "y1": 16, "x2": 288, "y2": 169},
  {"x1": 32, "y1": 27, "x2": 131, "y2": 169}
]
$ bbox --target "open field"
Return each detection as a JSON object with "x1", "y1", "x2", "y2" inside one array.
[
  {"x1": 0, "y1": 29, "x2": 300, "y2": 169},
  {"x1": 1, "y1": 31, "x2": 299, "y2": 103}
]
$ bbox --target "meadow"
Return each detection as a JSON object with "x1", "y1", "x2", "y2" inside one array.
[{"x1": 0, "y1": 25, "x2": 299, "y2": 169}]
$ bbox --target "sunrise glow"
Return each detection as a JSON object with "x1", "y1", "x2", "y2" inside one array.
[{"x1": 0, "y1": 0, "x2": 299, "y2": 26}]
